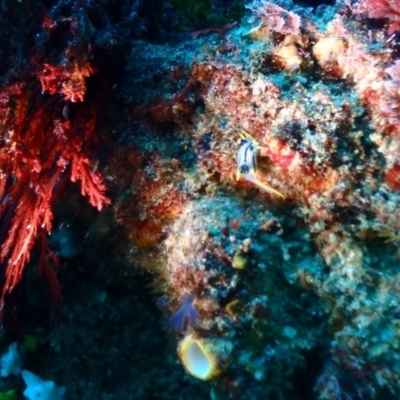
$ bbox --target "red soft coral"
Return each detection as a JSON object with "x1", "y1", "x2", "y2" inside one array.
[
  {"x1": 0, "y1": 82, "x2": 110, "y2": 307},
  {"x1": 354, "y1": 0, "x2": 400, "y2": 35},
  {"x1": 38, "y1": 61, "x2": 97, "y2": 102}
]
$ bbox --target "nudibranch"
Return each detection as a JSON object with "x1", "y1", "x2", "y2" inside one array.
[{"x1": 236, "y1": 131, "x2": 285, "y2": 198}]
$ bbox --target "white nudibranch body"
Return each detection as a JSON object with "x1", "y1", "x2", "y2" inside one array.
[
  {"x1": 236, "y1": 134, "x2": 259, "y2": 180},
  {"x1": 236, "y1": 131, "x2": 285, "y2": 198}
]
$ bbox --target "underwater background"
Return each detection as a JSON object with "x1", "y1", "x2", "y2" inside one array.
[{"x1": 0, "y1": 0, "x2": 399, "y2": 398}]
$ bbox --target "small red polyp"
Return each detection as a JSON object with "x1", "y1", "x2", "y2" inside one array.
[{"x1": 385, "y1": 165, "x2": 400, "y2": 191}]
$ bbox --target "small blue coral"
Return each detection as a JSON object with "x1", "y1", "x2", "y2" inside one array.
[{"x1": 169, "y1": 294, "x2": 200, "y2": 331}]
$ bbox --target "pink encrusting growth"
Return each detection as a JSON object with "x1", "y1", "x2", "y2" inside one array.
[
  {"x1": 246, "y1": 0, "x2": 301, "y2": 35},
  {"x1": 353, "y1": 0, "x2": 400, "y2": 35},
  {"x1": 373, "y1": 61, "x2": 400, "y2": 138}
]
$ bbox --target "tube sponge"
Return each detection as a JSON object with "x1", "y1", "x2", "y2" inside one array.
[{"x1": 178, "y1": 335, "x2": 232, "y2": 380}]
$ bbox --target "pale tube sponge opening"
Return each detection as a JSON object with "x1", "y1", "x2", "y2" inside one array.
[{"x1": 178, "y1": 335, "x2": 232, "y2": 380}]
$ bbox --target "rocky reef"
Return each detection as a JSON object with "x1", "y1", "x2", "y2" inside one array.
[{"x1": 0, "y1": 0, "x2": 399, "y2": 398}]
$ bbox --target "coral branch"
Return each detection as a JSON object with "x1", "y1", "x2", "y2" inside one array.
[
  {"x1": 38, "y1": 61, "x2": 96, "y2": 102},
  {"x1": 0, "y1": 186, "x2": 53, "y2": 299},
  {"x1": 70, "y1": 154, "x2": 110, "y2": 210},
  {"x1": 0, "y1": 60, "x2": 109, "y2": 305}
]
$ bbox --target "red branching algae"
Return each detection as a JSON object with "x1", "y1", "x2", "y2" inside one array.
[{"x1": 0, "y1": 77, "x2": 109, "y2": 306}]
